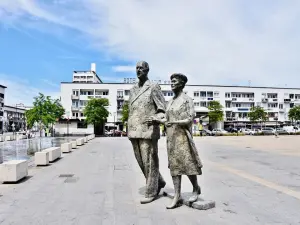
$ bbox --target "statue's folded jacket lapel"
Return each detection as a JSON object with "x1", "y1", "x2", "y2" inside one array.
[{"x1": 130, "y1": 80, "x2": 151, "y2": 105}]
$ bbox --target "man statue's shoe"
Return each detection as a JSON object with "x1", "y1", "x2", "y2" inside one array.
[{"x1": 140, "y1": 197, "x2": 155, "y2": 204}]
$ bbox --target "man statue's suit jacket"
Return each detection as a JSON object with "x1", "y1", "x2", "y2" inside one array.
[{"x1": 127, "y1": 80, "x2": 166, "y2": 140}]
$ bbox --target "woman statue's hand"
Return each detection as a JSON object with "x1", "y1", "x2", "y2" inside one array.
[{"x1": 165, "y1": 122, "x2": 173, "y2": 127}]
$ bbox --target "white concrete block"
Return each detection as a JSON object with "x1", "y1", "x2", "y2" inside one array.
[
  {"x1": 43, "y1": 147, "x2": 61, "y2": 162},
  {"x1": 61, "y1": 142, "x2": 72, "y2": 153},
  {"x1": 5, "y1": 136, "x2": 11, "y2": 141},
  {"x1": 35, "y1": 151, "x2": 49, "y2": 166},
  {"x1": 71, "y1": 141, "x2": 77, "y2": 149},
  {"x1": 0, "y1": 160, "x2": 28, "y2": 183},
  {"x1": 0, "y1": 136, "x2": 4, "y2": 142},
  {"x1": 76, "y1": 138, "x2": 83, "y2": 146}
]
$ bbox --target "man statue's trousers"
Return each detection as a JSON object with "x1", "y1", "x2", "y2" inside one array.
[{"x1": 130, "y1": 138, "x2": 166, "y2": 198}]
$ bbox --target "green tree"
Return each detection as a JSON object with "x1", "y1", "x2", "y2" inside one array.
[
  {"x1": 248, "y1": 106, "x2": 268, "y2": 128},
  {"x1": 208, "y1": 100, "x2": 224, "y2": 124},
  {"x1": 25, "y1": 93, "x2": 65, "y2": 134},
  {"x1": 121, "y1": 102, "x2": 129, "y2": 124},
  {"x1": 288, "y1": 106, "x2": 300, "y2": 125},
  {"x1": 83, "y1": 98, "x2": 109, "y2": 128}
]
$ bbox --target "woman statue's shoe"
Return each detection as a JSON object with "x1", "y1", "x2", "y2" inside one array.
[
  {"x1": 188, "y1": 185, "x2": 201, "y2": 203},
  {"x1": 166, "y1": 194, "x2": 181, "y2": 209},
  {"x1": 140, "y1": 196, "x2": 155, "y2": 204}
]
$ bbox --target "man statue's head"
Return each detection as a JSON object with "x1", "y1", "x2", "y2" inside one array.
[{"x1": 136, "y1": 61, "x2": 149, "y2": 81}]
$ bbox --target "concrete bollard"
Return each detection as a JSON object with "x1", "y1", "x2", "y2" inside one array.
[
  {"x1": 76, "y1": 138, "x2": 84, "y2": 146},
  {"x1": 5, "y1": 136, "x2": 11, "y2": 141},
  {"x1": 61, "y1": 142, "x2": 72, "y2": 153},
  {"x1": 43, "y1": 147, "x2": 61, "y2": 162},
  {"x1": 0, "y1": 160, "x2": 28, "y2": 183},
  {"x1": 35, "y1": 151, "x2": 49, "y2": 166},
  {"x1": 71, "y1": 141, "x2": 77, "y2": 149}
]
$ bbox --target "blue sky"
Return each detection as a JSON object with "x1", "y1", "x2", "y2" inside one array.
[{"x1": 1, "y1": 0, "x2": 300, "y2": 105}]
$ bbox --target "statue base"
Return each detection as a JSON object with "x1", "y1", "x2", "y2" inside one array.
[{"x1": 163, "y1": 191, "x2": 215, "y2": 210}]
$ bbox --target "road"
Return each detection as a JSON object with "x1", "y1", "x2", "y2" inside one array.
[{"x1": 0, "y1": 136, "x2": 299, "y2": 224}]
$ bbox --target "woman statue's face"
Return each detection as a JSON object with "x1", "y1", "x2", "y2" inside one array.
[{"x1": 171, "y1": 77, "x2": 183, "y2": 92}]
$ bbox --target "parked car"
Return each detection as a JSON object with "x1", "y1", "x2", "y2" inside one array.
[
  {"x1": 249, "y1": 128, "x2": 262, "y2": 135},
  {"x1": 212, "y1": 129, "x2": 228, "y2": 135},
  {"x1": 274, "y1": 128, "x2": 289, "y2": 135},
  {"x1": 283, "y1": 126, "x2": 298, "y2": 134},
  {"x1": 240, "y1": 128, "x2": 252, "y2": 135},
  {"x1": 202, "y1": 129, "x2": 212, "y2": 136},
  {"x1": 225, "y1": 127, "x2": 239, "y2": 133},
  {"x1": 105, "y1": 129, "x2": 113, "y2": 136},
  {"x1": 261, "y1": 128, "x2": 275, "y2": 135}
]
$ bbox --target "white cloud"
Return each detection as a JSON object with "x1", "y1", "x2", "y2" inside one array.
[
  {"x1": 0, "y1": 74, "x2": 60, "y2": 106},
  {"x1": 112, "y1": 66, "x2": 136, "y2": 73},
  {"x1": 40, "y1": 79, "x2": 60, "y2": 88},
  {"x1": 1, "y1": 0, "x2": 300, "y2": 87}
]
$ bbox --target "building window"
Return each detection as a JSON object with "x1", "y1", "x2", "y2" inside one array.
[
  {"x1": 117, "y1": 91, "x2": 123, "y2": 97},
  {"x1": 81, "y1": 113, "x2": 84, "y2": 117},
  {"x1": 200, "y1": 102, "x2": 207, "y2": 107},
  {"x1": 214, "y1": 91, "x2": 219, "y2": 97},
  {"x1": 125, "y1": 90, "x2": 130, "y2": 96},
  {"x1": 194, "y1": 102, "x2": 200, "y2": 107},
  {"x1": 200, "y1": 91, "x2": 206, "y2": 97},
  {"x1": 267, "y1": 93, "x2": 278, "y2": 98},
  {"x1": 225, "y1": 101, "x2": 231, "y2": 108},
  {"x1": 207, "y1": 92, "x2": 213, "y2": 97},
  {"x1": 194, "y1": 92, "x2": 199, "y2": 97},
  {"x1": 268, "y1": 103, "x2": 278, "y2": 108},
  {"x1": 279, "y1": 104, "x2": 283, "y2": 109},
  {"x1": 225, "y1": 92, "x2": 230, "y2": 98},
  {"x1": 77, "y1": 121, "x2": 87, "y2": 129}
]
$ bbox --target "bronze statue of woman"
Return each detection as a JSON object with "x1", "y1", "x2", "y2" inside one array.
[{"x1": 154, "y1": 73, "x2": 203, "y2": 209}]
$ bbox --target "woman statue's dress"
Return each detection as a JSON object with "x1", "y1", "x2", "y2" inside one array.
[{"x1": 166, "y1": 93, "x2": 203, "y2": 176}]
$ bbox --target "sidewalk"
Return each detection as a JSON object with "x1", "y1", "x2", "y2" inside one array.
[
  {"x1": 0, "y1": 137, "x2": 299, "y2": 224},
  {"x1": 0, "y1": 137, "x2": 210, "y2": 225}
]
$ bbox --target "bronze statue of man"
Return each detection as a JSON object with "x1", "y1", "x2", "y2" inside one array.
[{"x1": 127, "y1": 61, "x2": 166, "y2": 204}]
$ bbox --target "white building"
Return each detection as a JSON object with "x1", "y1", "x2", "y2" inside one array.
[
  {"x1": 0, "y1": 84, "x2": 6, "y2": 133},
  {"x1": 3, "y1": 105, "x2": 26, "y2": 133},
  {"x1": 59, "y1": 63, "x2": 300, "y2": 135}
]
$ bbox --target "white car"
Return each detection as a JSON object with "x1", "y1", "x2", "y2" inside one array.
[
  {"x1": 283, "y1": 126, "x2": 298, "y2": 134},
  {"x1": 212, "y1": 129, "x2": 228, "y2": 135},
  {"x1": 105, "y1": 130, "x2": 113, "y2": 136}
]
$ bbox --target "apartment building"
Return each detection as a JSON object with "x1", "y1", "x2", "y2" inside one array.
[
  {"x1": 2, "y1": 105, "x2": 26, "y2": 132},
  {"x1": 59, "y1": 63, "x2": 300, "y2": 135},
  {"x1": 0, "y1": 85, "x2": 6, "y2": 133}
]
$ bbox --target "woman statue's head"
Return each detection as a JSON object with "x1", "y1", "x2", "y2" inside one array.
[{"x1": 170, "y1": 73, "x2": 188, "y2": 92}]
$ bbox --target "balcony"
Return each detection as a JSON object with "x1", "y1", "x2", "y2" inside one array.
[
  {"x1": 284, "y1": 99, "x2": 291, "y2": 103},
  {"x1": 71, "y1": 106, "x2": 79, "y2": 111},
  {"x1": 71, "y1": 95, "x2": 79, "y2": 100}
]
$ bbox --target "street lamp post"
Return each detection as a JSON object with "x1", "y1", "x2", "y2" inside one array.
[
  {"x1": 113, "y1": 112, "x2": 116, "y2": 137},
  {"x1": 15, "y1": 103, "x2": 24, "y2": 139}
]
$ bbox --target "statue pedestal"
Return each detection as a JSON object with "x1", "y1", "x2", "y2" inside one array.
[{"x1": 163, "y1": 191, "x2": 215, "y2": 210}]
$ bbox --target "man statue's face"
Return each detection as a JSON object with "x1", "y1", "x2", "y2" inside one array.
[{"x1": 136, "y1": 62, "x2": 148, "y2": 80}]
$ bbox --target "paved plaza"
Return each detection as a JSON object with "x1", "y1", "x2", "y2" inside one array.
[{"x1": 0, "y1": 136, "x2": 300, "y2": 224}]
